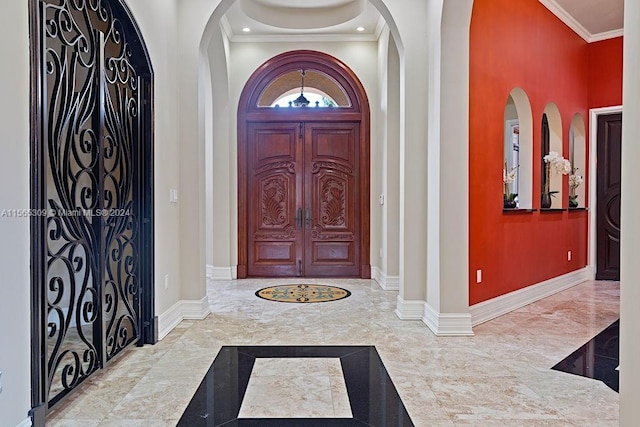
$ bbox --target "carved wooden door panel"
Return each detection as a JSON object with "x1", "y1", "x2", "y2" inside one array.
[
  {"x1": 304, "y1": 122, "x2": 360, "y2": 276},
  {"x1": 247, "y1": 122, "x2": 303, "y2": 277},
  {"x1": 247, "y1": 121, "x2": 360, "y2": 277}
]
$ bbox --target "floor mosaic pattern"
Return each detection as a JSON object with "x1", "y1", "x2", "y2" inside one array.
[{"x1": 255, "y1": 284, "x2": 351, "y2": 303}]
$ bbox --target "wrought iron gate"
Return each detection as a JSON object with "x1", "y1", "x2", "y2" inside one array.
[{"x1": 29, "y1": 0, "x2": 154, "y2": 421}]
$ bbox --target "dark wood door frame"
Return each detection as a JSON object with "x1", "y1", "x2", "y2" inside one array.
[
  {"x1": 237, "y1": 50, "x2": 370, "y2": 279},
  {"x1": 596, "y1": 112, "x2": 622, "y2": 280}
]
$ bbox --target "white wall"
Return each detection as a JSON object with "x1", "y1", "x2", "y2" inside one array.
[
  {"x1": 125, "y1": 0, "x2": 182, "y2": 315},
  {"x1": 620, "y1": 0, "x2": 640, "y2": 424},
  {"x1": 422, "y1": 0, "x2": 474, "y2": 334},
  {"x1": 177, "y1": 0, "x2": 230, "y2": 299},
  {"x1": 207, "y1": 25, "x2": 234, "y2": 275},
  {"x1": 375, "y1": 26, "x2": 400, "y2": 281},
  {"x1": 437, "y1": 0, "x2": 473, "y2": 317},
  {"x1": 0, "y1": 2, "x2": 32, "y2": 426}
]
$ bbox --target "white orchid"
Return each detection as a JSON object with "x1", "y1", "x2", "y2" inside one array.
[
  {"x1": 503, "y1": 162, "x2": 518, "y2": 204},
  {"x1": 543, "y1": 151, "x2": 572, "y2": 175},
  {"x1": 569, "y1": 167, "x2": 583, "y2": 189},
  {"x1": 503, "y1": 167, "x2": 517, "y2": 184}
]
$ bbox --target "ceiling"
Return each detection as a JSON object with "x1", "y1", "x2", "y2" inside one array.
[
  {"x1": 222, "y1": 0, "x2": 624, "y2": 43},
  {"x1": 541, "y1": 0, "x2": 624, "y2": 42},
  {"x1": 222, "y1": 0, "x2": 384, "y2": 42}
]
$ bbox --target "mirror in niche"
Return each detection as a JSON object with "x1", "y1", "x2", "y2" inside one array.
[
  {"x1": 541, "y1": 104, "x2": 568, "y2": 209},
  {"x1": 503, "y1": 95, "x2": 519, "y2": 208},
  {"x1": 569, "y1": 114, "x2": 586, "y2": 208}
]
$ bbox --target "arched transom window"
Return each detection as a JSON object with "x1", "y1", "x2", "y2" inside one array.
[{"x1": 257, "y1": 69, "x2": 352, "y2": 108}]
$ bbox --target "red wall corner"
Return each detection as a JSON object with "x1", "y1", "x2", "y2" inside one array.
[{"x1": 588, "y1": 37, "x2": 623, "y2": 109}]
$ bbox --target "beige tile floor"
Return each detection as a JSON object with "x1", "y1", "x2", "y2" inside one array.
[
  {"x1": 238, "y1": 358, "x2": 352, "y2": 418},
  {"x1": 47, "y1": 279, "x2": 620, "y2": 426}
]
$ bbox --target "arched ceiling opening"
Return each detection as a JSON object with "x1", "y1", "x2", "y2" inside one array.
[{"x1": 221, "y1": 0, "x2": 384, "y2": 40}]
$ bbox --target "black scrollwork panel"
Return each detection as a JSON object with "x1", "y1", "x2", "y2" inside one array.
[
  {"x1": 101, "y1": 9, "x2": 141, "y2": 361},
  {"x1": 38, "y1": 0, "x2": 146, "y2": 408},
  {"x1": 42, "y1": 0, "x2": 105, "y2": 406}
]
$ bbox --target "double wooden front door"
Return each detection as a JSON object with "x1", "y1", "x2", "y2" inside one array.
[{"x1": 247, "y1": 121, "x2": 360, "y2": 277}]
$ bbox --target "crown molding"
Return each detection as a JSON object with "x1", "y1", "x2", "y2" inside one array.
[
  {"x1": 539, "y1": 0, "x2": 591, "y2": 42},
  {"x1": 539, "y1": 0, "x2": 623, "y2": 43},
  {"x1": 589, "y1": 28, "x2": 624, "y2": 43}
]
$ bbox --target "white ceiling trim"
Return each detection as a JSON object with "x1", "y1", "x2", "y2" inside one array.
[
  {"x1": 539, "y1": 0, "x2": 592, "y2": 42},
  {"x1": 539, "y1": 0, "x2": 623, "y2": 43},
  {"x1": 589, "y1": 28, "x2": 624, "y2": 43},
  {"x1": 229, "y1": 33, "x2": 378, "y2": 43}
]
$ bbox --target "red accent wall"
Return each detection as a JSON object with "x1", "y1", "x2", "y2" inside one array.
[
  {"x1": 588, "y1": 37, "x2": 623, "y2": 108},
  {"x1": 469, "y1": 0, "x2": 590, "y2": 305}
]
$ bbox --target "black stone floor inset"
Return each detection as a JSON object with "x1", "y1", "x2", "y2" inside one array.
[
  {"x1": 552, "y1": 319, "x2": 619, "y2": 392},
  {"x1": 176, "y1": 346, "x2": 414, "y2": 427}
]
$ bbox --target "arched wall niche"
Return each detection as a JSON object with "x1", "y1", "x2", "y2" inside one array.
[
  {"x1": 542, "y1": 103, "x2": 563, "y2": 209},
  {"x1": 569, "y1": 113, "x2": 586, "y2": 208},
  {"x1": 503, "y1": 88, "x2": 533, "y2": 209}
]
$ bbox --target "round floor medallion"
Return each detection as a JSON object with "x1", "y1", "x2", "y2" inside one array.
[{"x1": 255, "y1": 284, "x2": 351, "y2": 303}]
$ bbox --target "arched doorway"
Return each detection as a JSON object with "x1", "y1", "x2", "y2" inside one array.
[{"x1": 237, "y1": 50, "x2": 370, "y2": 278}]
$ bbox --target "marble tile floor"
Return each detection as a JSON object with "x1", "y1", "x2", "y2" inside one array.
[
  {"x1": 177, "y1": 345, "x2": 411, "y2": 425},
  {"x1": 46, "y1": 279, "x2": 620, "y2": 426},
  {"x1": 238, "y1": 357, "x2": 353, "y2": 419}
]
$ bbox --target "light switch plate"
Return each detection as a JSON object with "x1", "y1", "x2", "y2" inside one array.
[{"x1": 169, "y1": 189, "x2": 179, "y2": 203}]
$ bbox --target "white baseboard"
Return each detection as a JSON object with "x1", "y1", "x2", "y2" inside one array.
[
  {"x1": 394, "y1": 295, "x2": 425, "y2": 319},
  {"x1": 422, "y1": 302, "x2": 474, "y2": 336},
  {"x1": 182, "y1": 296, "x2": 210, "y2": 320},
  {"x1": 157, "y1": 296, "x2": 210, "y2": 340},
  {"x1": 157, "y1": 301, "x2": 182, "y2": 340},
  {"x1": 372, "y1": 266, "x2": 400, "y2": 291},
  {"x1": 469, "y1": 267, "x2": 589, "y2": 326},
  {"x1": 16, "y1": 418, "x2": 31, "y2": 427},
  {"x1": 206, "y1": 264, "x2": 214, "y2": 285},
  {"x1": 206, "y1": 265, "x2": 236, "y2": 281}
]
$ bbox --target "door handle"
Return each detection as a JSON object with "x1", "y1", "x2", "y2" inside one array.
[
  {"x1": 305, "y1": 207, "x2": 311, "y2": 228},
  {"x1": 296, "y1": 208, "x2": 302, "y2": 229}
]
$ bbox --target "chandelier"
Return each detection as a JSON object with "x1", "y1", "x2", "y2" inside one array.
[{"x1": 292, "y1": 70, "x2": 310, "y2": 107}]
